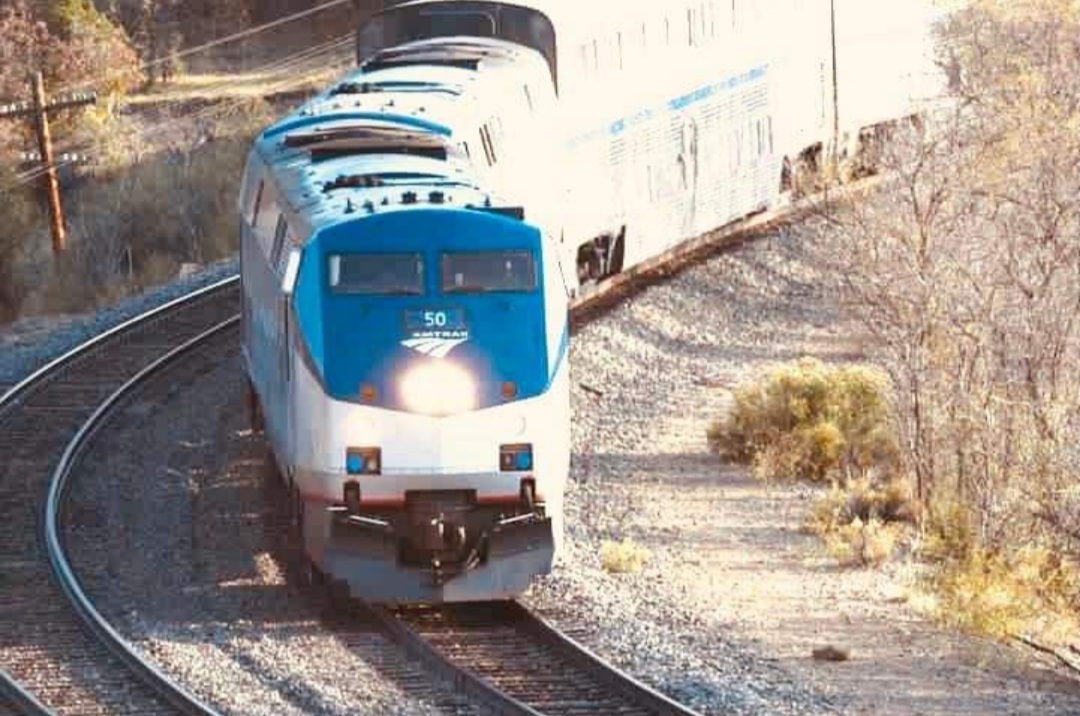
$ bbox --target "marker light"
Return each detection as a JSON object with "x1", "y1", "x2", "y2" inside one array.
[
  {"x1": 399, "y1": 362, "x2": 476, "y2": 416},
  {"x1": 500, "y1": 443, "x2": 533, "y2": 472},
  {"x1": 360, "y1": 383, "x2": 378, "y2": 403}
]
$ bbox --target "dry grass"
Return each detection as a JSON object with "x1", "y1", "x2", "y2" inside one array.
[
  {"x1": 124, "y1": 68, "x2": 340, "y2": 105},
  {"x1": 805, "y1": 478, "x2": 917, "y2": 536},
  {"x1": 600, "y1": 539, "x2": 651, "y2": 574},
  {"x1": 806, "y1": 478, "x2": 917, "y2": 567},
  {"x1": 919, "y1": 545, "x2": 1080, "y2": 645},
  {"x1": 823, "y1": 517, "x2": 907, "y2": 567},
  {"x1": 15, "y1": 99, "x2": 274, "y2": 319}
]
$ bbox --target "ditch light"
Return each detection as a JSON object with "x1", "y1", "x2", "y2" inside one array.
[
  {"x1": 500, "y1": 443, "x2": 533, "y2": 472},
  {"x1": 346, "y1": 447, "x2": 381, "y2": 475}
]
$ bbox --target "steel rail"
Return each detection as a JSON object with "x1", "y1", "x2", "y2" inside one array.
[
  {"x1": 0, "y1": 275, "x2": 239, "y2": 412},
  {"x1": 362, "y1": 603, "x2": 546, "y2": 716},
  {"x1": 43, "y1": 317, "x2": 240, "y2": 716},
  {"x1": 0, "y1": 668, "x2": 52, "y2": 716},
  {"x1": 374, "y1": 602, "x2": 706, "y2": 716},
  {"x1": 506, "y1": 601, "x2": 702, "y2": 716}
]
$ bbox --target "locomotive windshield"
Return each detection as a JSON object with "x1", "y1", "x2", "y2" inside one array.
[
  {"x1": 358, "y1": 1, "x2": 557, "y2": 85},
  {"x1": 442, "y1": 250, "x2": 536, "y2": 293},
  {"x1": 329, "y1": 253, "x2": 425, "y2": 295}
]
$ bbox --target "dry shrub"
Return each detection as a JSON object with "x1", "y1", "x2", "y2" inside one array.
[
  {"x1": 38, "y1": 128, "x2": 262, "y2": 314},
  {"x1": 812, "y1": 0, "x2": 1080, "y2": 637},
  {"x1": 919, "y1": 499, "x2": 977, "y2": 564},
  {"x1": 74, "y1": 105, "x2": 150, "y2": 172},
  {"x1": 912, "y1": 495, "x2": 1080, "y2": 642},
  {"x1": 807, "y1": 478, "x2": 916, "y2": 534},
  {"x1": 707, "y1": 357, "x2": 898, "y2": 483},
  {"x1": 0, "y1": 177, "x2": 38, "y2": 323},
  {"x1": 823, "y1": 517, "x2": 907, "y2": 567},
  {"x1": 600, "y1": 539, "x2": 651, "y2": 574},
  {"x1": 807, "y1": 478, "x2": 916, "y2": 567},
  {"x1": 928, "y1": 546, "x2": 1080, "y2": 642}
]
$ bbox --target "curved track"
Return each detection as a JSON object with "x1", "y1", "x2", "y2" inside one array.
[
  {"x1": 370, "y1": 601, "x2": 702, "y2": 716},
  {"x1": 0, "y1": 279, "x2": 238, "y2": 716}
]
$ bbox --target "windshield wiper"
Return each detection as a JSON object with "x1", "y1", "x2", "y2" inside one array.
[
  {"x1": 443, "y1": 285, "x2": 491, "y2": 294},
  {"x1": 380, "y1": 289, "x2": 423, "y2": 296}
]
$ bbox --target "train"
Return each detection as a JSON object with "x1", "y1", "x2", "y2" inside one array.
[{"x1": 240, "y1": 0, "x2": 947, "y2": 604}]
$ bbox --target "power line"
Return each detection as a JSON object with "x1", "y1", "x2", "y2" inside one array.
[{"x1": 8, "y1": 34, "x2": 355, "y2": 189}]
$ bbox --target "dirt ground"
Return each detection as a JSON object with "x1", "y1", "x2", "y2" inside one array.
[{"x1": 581, "y1": 229, "x2": 1080, "y2": 714}]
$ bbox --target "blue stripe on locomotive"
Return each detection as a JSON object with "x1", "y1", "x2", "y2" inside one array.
[{"x1": 293, "y1": 206, "x2": 564, "y2": 412}]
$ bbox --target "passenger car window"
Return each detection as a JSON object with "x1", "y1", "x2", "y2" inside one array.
[
  {"x1": 328, "y1": 253, "x2": 425, "y2": 295},
  {"x1": 441, "y1": 251, "x2": 536, "y2": 293}
]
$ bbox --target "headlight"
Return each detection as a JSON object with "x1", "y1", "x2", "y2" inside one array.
[{"x1": 399, "y1": 361, "x2": 476, "y2": 416}]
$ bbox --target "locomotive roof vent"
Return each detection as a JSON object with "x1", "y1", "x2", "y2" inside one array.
[
  {"x1": 329, "y1": 80, "x2": 461, "y2": 96},
  {"x1": 284, "y1": 126, "x2": 449, "y2": 162},
  {"x1": 323, "y1": 174, "x2": 385, "y2": 193},
  {"x1": 363, "y1": 54, "x2": 482, "y2": 73}
]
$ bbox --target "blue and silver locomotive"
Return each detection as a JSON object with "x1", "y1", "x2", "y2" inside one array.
[{"x1": 239, "y1": 38, "x2": 569, "y2": 603}]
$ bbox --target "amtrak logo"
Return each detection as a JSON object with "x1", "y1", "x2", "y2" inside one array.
[{"x1": 401, "y1": 331, "x2": 468, "y2": 359}]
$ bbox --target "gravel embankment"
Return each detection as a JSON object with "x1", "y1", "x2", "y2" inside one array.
[
  {"x1": 523, "y1": 225, "x2": 1080, "y2": 715},
  {"x1": 0, "y1": 258, "x2": 238, "y2": 394}
]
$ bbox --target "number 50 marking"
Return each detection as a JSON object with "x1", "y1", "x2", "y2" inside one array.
[{"x1": 424, "y1": 311, "x2": 448, "y2": 328}]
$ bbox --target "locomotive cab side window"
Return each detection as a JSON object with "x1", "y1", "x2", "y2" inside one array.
[
  {"x1": 250, "y1": 180, "x2": 264, "y2": 226},
  {"x1": 441, "y1": 251, "x2": 537, "y2": 293},
  {"x1": 328, "y1": 253, "x2": 425, "y2": 295},
  {"x1": 271, "y1": 215, "x2": 288, "y2": 269}
]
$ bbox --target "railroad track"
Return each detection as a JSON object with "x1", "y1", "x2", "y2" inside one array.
[
  {"x1": 366, "y1": 601, "x2": 700, "y2": 716},
  {"x1": 0, "y1": 279, "x2": 239, "y2": 716},
  {"x1": 0, "y1": 176, "x2": 877, "y2": 712}
]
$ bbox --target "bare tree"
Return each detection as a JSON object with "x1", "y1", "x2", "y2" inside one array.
[{"x1": 815, "y1": 0, "x2": 1080, "y2": 558}]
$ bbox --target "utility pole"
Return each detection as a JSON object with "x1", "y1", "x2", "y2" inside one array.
[
  {"x1": 830, "y1": 0, "x2": 840, "y2": 174},
  {"x1": 0, "y1": 73, "x2": 97, "y2": 254}
]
